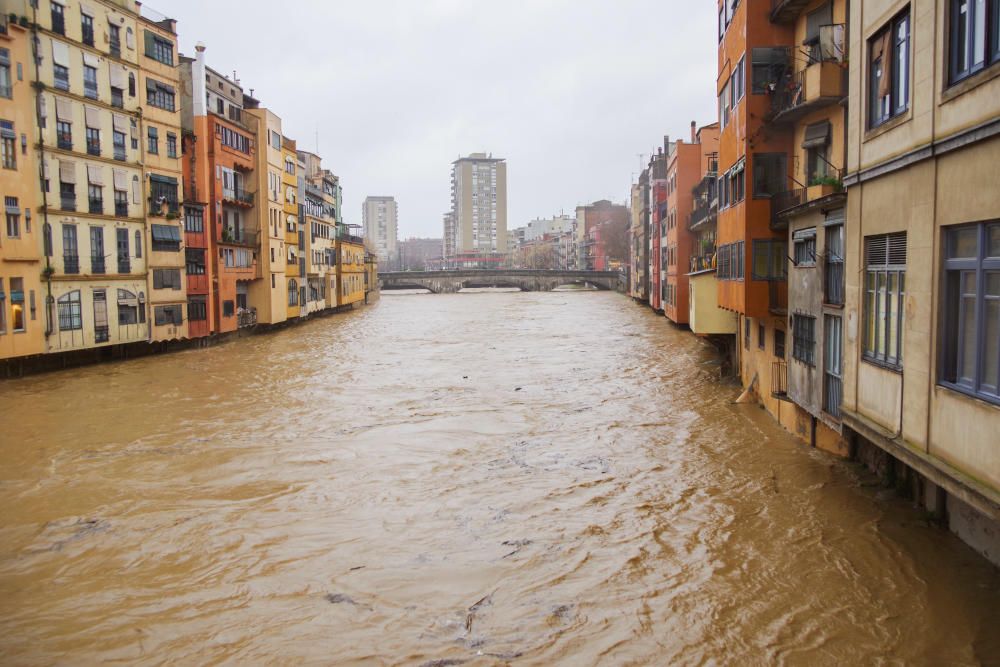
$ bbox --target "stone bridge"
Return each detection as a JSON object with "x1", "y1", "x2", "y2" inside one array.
[{"x1": 379, "y1": 270, "x2": 624, "y2": 294}]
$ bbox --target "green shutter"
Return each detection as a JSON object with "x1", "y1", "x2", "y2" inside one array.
[{"x1": 143, "y1": 30, "x2": 155, "y2": 57}]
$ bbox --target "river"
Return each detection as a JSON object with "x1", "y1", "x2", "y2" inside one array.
[{"x1": 0, "y1": 291, "x2": 997, "y2": 665}]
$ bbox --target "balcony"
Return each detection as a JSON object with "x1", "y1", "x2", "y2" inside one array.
[
  {"x1": 770, "y1": 61, "x2": 845, "y2": 125},
  {"x1": 148, "y1": 197, "x2": 180, "y2": 217},
  {"x1": 117, "y1": 255, "x2": 130, "y2": 274},
  {"x1": 57, "y1": 133, "x2": 72, "y2": 150},
  {"x1": 771, "y1": 361, "x2": 792, "y2": 400},
  {"x1": 110, "y1": 41, "x2": 121, "y2": 57},
  {"x1": 54, "y1": 73, "x2": 69, "y2": 91},
  {"x1": 88, "y1": 197, "x2": 103, "y2": 214},
  {"x1": 222, "y1": 188, "x2": 254, "y2": 207},
  {"x1": 60, "y1": 194, "x2": 76, "y2": 211},
  {"x1": 51, "y1": 14, "x2": 65, "y2": 35},
  {"x1": 220, "y1": 229, "x2": 258, "y2": 248},
  {"x1": 87, "y1": 140, "x2": 100, "y2": 157},
  {"x1": 237, "y1": 307, "x2": 257, "y2": 329},
  {"x1": 770, "y1": 189, "x2": 804, "y2": 230},
  {"x1": 770, "y1": 0, "x2": 811, "y2": 23},
  {"x1": 84, "y1": 82, "x2": 98, "y2": 100},
  {"x1": 81, "y1": 25, "x2": 94, "y2": 46},
  {"x1": 64, "y1": 254, "x2": 79, "y2": 274},
  {"x1": 115, "y1": 201, "x2": 128, "y2": 217},
  {"x1": 113, "y1": 145, "x2": 126, "y2": 161},
  {"x1": 111, "y1": 89, "x2": 123, "y2": 109}
]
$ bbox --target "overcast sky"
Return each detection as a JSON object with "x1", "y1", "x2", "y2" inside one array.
[{"x1": 164, "y1": 1, "x2": 717, "y2": 239}]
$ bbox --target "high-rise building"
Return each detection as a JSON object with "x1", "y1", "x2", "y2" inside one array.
[
  {"x1": 362, "y1": 196, "x2": 398, "y2": 269},
  {"x1": 445, "y1": 153, "x2": 507, "y2": 268},
  {"x1": 398, "y1": 237, "x2": 443, "y2": 271}
]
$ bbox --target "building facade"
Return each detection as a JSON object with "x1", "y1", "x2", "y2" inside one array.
[
  {"x1": 629, "y1": 170, "x2": 650, "y2": 302},
  {"x1": 839, "y1": 0, "x2": 1000, "y2": 564},
  {"x1": 445, "y1": 153, "x2": 507, "y2": 268},
  {"x1": 298, "y1": 150, "x2": 338, "y2": 314},
  {"x1": 362, "y1": 195, "x2": 398, "y2": 269}
]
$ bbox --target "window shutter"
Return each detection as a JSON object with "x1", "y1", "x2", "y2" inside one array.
[
  {"x1": 865, "y1": 235, "x2": 887, "y2": 266},
  {"x1": 887, "y1": 232, "x2": 907, "y2": 266},
  {"x1": 143, "y1": 30, "x2": 155, "y2": 57}
]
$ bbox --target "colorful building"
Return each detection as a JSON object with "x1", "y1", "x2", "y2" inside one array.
[
  {"x1": 716, "y1": 0, "x2": 795, "y2": 428},
  {"x1": 0, "y1": 11, "x2": 45, "y2": 361},
  {"x1": 281, "y1": 136, "x2": 302, "y2": 321},
  {"x1": 297, "y1": 150, "x2": 338, "y2": 313},
  {"x1": 647, "y1": 154, "x2": 667, "y2": 312},
  {"x1": 629, "y1": 170, "x2": 649, "y2": 303},
  {"x1": 138, "y1": 7, "x2": 186, "y2": 341},
  {"x1": 337, "y1": 230, "x2": 366, "y2": 308},
  {"x1": 180, "y1": 45, "x2": 259, "y2": 334}
]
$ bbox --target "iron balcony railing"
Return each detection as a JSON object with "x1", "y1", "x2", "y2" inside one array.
[
  {"x1": 94, "y1": 325, "x2": 109, "y2": 343},
  {"x1": 86, "y1": 139, "x2": 100, "y2": 156},
  {"x1": 148, "y1": 197, "x2": 180, "y2": 216},
  {"x1": 81, "y1": 24, "x2": 94, "y2": 46},
  {"x1": 222, "y1": 188, "x2": 254, "y2": 206},
  {"x1": 220, "y1": 229, "x2": 258, "y2": 248},
  {"x1": 90, "y1": 256, "x2": 105, "y2": 274},
  {"x1": 117, "y1": 254, "x2": 130, "y2": 274},
  {"x1": 60, "y1": 194, "x2": 75, "y2": 211},
  {"x1": 111, "y1": 90, "x2": 123, "y2": 109},
  {"x1": 113, "y1": 146, "x2": 126, "y2": 161},
  {"x1": 51, "y1": 13, "x2": 64, "y2": 34},
  {"x1": 63, "y1": 254, "x2": 79, "y2": 274},
  {"x1": 57, "y1": 132, "x2": 72, "y2": 150},
  {"x1": 53, "y1": 72, "x2": 69, "y2": 91},
  {"x1": 115, "y1": 201, "x2": 128, "y2": 217},
  {"x1": 88, "y1": 197, "x2": 102, "y2": 214}
]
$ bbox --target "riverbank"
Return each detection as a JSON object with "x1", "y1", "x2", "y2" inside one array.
[{"x1": 0, "y1": 293, "x2": 378, "y2": 380}]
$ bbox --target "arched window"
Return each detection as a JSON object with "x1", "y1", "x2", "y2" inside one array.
[
  {"x1": 128, "y1": 72, "x2": 135, "y2": 97},
  {"x1": 57, "y1": 290, "x2": 82, "y2": 330},
  {"x1": 287, "y1": 279, "x2": 298, "y2": 306}
]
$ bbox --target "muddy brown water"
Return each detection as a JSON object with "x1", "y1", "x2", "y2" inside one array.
[{"x1": 1, "y1": 291, "x2": 998, "y2": 666}]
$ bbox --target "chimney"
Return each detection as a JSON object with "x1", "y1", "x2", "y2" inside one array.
[
  {"x1": 663, "y1": 135, "x2": 670, "y2": 152},
  {"x1": 192, "y1": 42, "x2": 207, "y2": 118},
  {"x1": 691, "y1": 121, "x2": 697, "y2": 143}
]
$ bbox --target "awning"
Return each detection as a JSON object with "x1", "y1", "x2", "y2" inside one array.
[
  {"x1": 793, "y1": 227, "x2": 816, "y2": 240},
  {"x1": 82, "y1": 52, "x2": 99, "y2": 68},
  {"x1": 59, "y1": 159, "x2": 76, "y2": 184},
  {"x1": 117, "y1": 289, "x2": 137, "y2": 306},
  {"x1": 112, "y1": 113, "x2": 128, "y2": 133},
  {"x1": 86, "y1": 164, "x2": 104, "y2": 185},
  {"x1": 146, "y1": 79, "x2": 175, "y2": 96},
  {"x1": 147, "y1": 126, "x2": 158, "y2": 138},
  {"x1": 149, "y1": 174, "x2": 176, "y2": 185},
  {"x1": 51, "y1": 40, "x2": 69, "y2": 67},
  {"x1": 151, "y1": 224, "x2": 181, "y2": 242},
  {"x1": 80, "y1": 3, "x2": 94, "y2": 17},
  {"x1": 0, "y1": 123, "x2": 14, "y2": 139},
  {"x1": 113, "y1": 168, "x2": 127, "y2": 190},
  {"x1": 84, "y1": 105, "x2": 101, "y2": 128},
  {"x1": 802, "y1": 121, "x2": 831, "y2": 148},
  {"x1": 109, "y1": 63, "x2": 127, "y2": 89},
  {"x1": 55, "y1": 97, "x2": 73, "y2": 121}
]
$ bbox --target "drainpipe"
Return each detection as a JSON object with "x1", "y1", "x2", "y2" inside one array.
[{"x1": 30, "y1": 4, "x2": 54, "y2": 341}]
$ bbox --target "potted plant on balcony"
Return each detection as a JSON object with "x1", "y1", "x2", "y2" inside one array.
[{"x1": 808, "y1": 176, "x2": 843, "y2": 201}]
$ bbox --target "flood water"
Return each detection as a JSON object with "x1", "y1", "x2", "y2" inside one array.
[{"x1": 1, "y1": 291, "x2": 998, "y2": 665}]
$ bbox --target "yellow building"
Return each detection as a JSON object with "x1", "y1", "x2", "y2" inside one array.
[
  {"x1": 364, "y1": 248, "x2": 378, "y2": 304},
  {"x1": 245, "y1": 105, "x2": 286, "y2": 325},
  {"x1": 281, "y1": 136, "x2": 302, "y2": 320},
  {"x1": 138, "y1": 7, "x2": 186, "y2": 341},
  {"x1": 0, "y1": 13, "x2": 45, "y2": 362},
  {"x1": 840, "y1": 0, "x2": 1000, "y2": 564},
  {"x1": 29, "y1": 0, "x2": 149, "y2": 354},
  {"x1": 336, "y1": 232, "x2": 365, "y2": 307},
  {"x1": 298, "y1": 150, "x2": 337, "y2": 314}
]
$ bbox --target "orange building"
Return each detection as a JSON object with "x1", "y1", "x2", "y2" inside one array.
[
  {"x1": 716, "y1": 0, "x2": 795, "y2": 423},
  {"x1": 180, "y1": 45, "x2": 260, "y2": 335},
  {"x1": 663, "y1": 123, "x2": 720, "y2": 324}
]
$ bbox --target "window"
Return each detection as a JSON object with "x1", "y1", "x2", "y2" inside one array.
[
  {"x1": 719, "y1": 81, "x2": 730, "y2": 129},
  {"x1": 824, "y1": 213, "x2": 845, "y2": 305},
  {"x1": 188, "y1": 297, "x2": 207, "y2": 322},
  {"x1": 758, "y1": 323, "x2": 765, "y2": 350},
  {"x1": 751, "y1": 47, "x2": 789, "y2": 93},
  {"x1": 144, "y1": 31, "x2": 174, "y2": 66},
  {"x1": 88, "y1": 184, "x2": 102, "y2": 214},
  {"x1": 0, "y1": 120, "x2": 14, "y2": 169},
  {"x1": 5, "y1": 196, "x2": 19, "y2": 237},
  {"x1": 85, "y1": 126, "x2": 101, "y2": 157},
  {"x1": 744, "y1": 317, "x2": 751, "y2": 349},
  {"x1": 792, "y1": 314, "x2": 816, "y2": 366},
  {"x1": 81, "y1": 13, "x2": 94, "y2": 46},
  {"x1": 949, "y1": 0, "x2": 1000, "y2": 84},
  {"x1": 219, "y1": 126, "x2": 251, "y2": 153},
  {"x1": 151, "y1": 224, "x2": 181, "y2": 251},
  {"x1": 135, "y1": 229, "x2": 141, "y2": 257},
  {"x1": 92, "y1": 289, "x2": 108, "y2": 342},
  {"x1": 154, "y1": 304, "x2": 183, "y2": 325},
  {"x1": 0, "y1": 50, "x2": 11, "y2": 99},
  {"x1": 940, "y1": 222, "x2": 1000, "y2": 403},
  {"x1": 863, "y1": 233, "x2": 907, "y2": 368},
  {"x1": 223, "y1": 300, "x2": 234, "y2": 317},
  {"x1": 731, "y1": 55, "x2": 745, "y2": 106},
  {"x1": 50, "y1": 2, "x2": 65, "y2": 34},
  {"x1": 113, "y1": 130, "x2": 126, "y2": 161},
  {"x1": 774, "y1": 329, "x2": 786, "y2": 358},
  {"x1": 185, "y1": 248, "x2": 205, "y2": 275},
  {"x1": 752, "y1": 153, "x2": 787, "y2": 198},
  {"x1": 149, "y1": 175, "x2": 178, "y2": 213},
  {"x1": 288, "y1": 278, "x2": 298, "y2": 306},
  {"x1": 109, "y1": 24, "x2": 121, "y2": 56},
  {"x1": 57, "y1": 290, "x2": 82, "y2": 331},
  {"x1": 117, "y1": 228, "x2": 130, "y2": 273},
  {"x1": 270, "y1": 130, "x2": 281, "y2": 149},
  {"x1": 793, "y1": 228, "x2": 817, "y2": 266},
  {"x1": 824, "y1": 315, "x2": 843, "y2": 417},
  {"x1": 146, "y1": 79, "x2": 175, "y2": 111},
  {"x1": 9, "y1": 278, "x2": 24, "y2": 332},
  {"x1": 53, "y1": 64, "x2": 69, "y2": 91},
  {"x1": 869, "y1": 10, "x2": 910, "y2": 128},
  {"x1": 83, "y1": 65, "x2": 97, "y2": 100},
  {"x1": 167, "y1": 132, "x2": 177, "y2": 158},
  {"x1": 728, "y1": 160, "x2": 745, "y2": 203},
  {"x1": 117, "y1": 289, "x2": 140, "y2": 325},
  {"x1": 751, "y1": 239, "x2": 787, "y2": 280},
  {"x1": 0, "y1": 279, "x2": 5, "y2": 333},
  {"x1": 56, "y1": 120, "x2": 72, "y2": 150},
  {"x1": 128, "y1": 73, "x2": 136, "y2": 97},
  {"x1": 62, "y1": 224, "x2": 78, "y2": 273},
  {"x1": 184, "y1": 206, "x2": 204, "y2": 233},
  {"x1": 147, "y1": 126, "x2": 158, "y2": 154},
  {"x1": 114, "y1": 188, "x2": 128, "y2": 216},
  {"x1": 803, "y1": 122, "x2": 832, "y2": 183}
]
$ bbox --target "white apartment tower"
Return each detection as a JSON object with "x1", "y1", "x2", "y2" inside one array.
[
  {"x1": 362, "y1": 196, "x2": 398, "y2": 268},
  {"x1": 446, "y1": 153, "x2": 507, "y2": 267}
]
